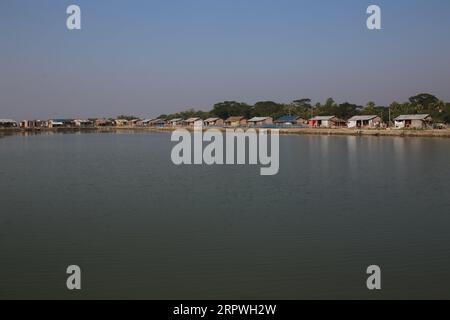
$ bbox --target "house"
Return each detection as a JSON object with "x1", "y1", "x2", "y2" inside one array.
[
  {"x1": 183, "y1": 118, "x2": 202, "y2": 127},
  {"x1": 74, "y1": 119, "x2": 94, "y2": 128},
  {"x1": 128, "y1": 119, "x2": 141, "y2": 127},
  {"x1": 274, "y1": 115, "x2": 307, "y2": 126},
  {"x1": 20, "y1": 120, "x2": 44, "y2": 128},
  {"x1": 95, "y1": 119, "x2": 114, "y2": 127},
  {"x1": 309, "y1": 116, "x2": 346, "y2": 128},
  {"x1": 204, "y1": 118, "x2": 224, "y2": 127},
  {"x1": 149, "y1": 119, "x2": 167, "y2": 127},
  {"x1": 248, "y1": 117, "x2": 274, "y2": 127},
  {"x1": 394, "y1": 114, "x2": 433, "y2": 129},
  {"x1": 0, "y1": 119, "x2": 18, "y2": 128},
  {"x1": 224, "y1": 116, "x2": 248, "y2": 127},
  {"x1": 47, "y1": 119, "x2": 75, "y2": 128},
  {"x1": 168, "y1": 118, "x2": 183, "y2": 127},
  {"x1": 347, "y1": 115, "x2": 382, "y2": 129},
  {"x1": 114, "y1": 119, "x2": 129, "y2": 127}
]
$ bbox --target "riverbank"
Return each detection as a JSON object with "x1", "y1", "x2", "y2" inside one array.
[{"x1": 1, "y1": 126, "x2": 450, "y2": 138}]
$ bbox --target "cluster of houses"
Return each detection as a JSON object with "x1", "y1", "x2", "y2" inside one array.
[{"x1": 0, "y1": 114, "x2": 438, "y2": 130}]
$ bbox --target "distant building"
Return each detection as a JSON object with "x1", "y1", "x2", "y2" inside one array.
[
  {"x1": 169, "y1": 118, "x2": 183, "y2": 127},
  {"x1": 149, "y1": 119, "x2": 166, "y2": 127},
  {"x1": 47, "y1": 119, "x2": 75, "y2": 128},
  {"x1": 128, "y1": 119, "x2": 141, "y2": 127},
  {"x1": 74, "y1": 119, "x2": 94, "y2": 128},
  {"x1": 224, "y1": 116, "x2": 248, "y2": 127},
  {"x1": 139, "y1": 119, "x2": 154, "y2": 126},
  {"x1": 183, "y1": 118, "x2": 202, "y2": 127},
  {"x1": 20, "y1": 120, "x2": 45, "y2": 128},
  {"x1": 394, "y1": 114, "x2": 433, "y2": 129},
  {"x1": 274, "y1": 115, "x2": 307, "y2": 126},
  {"x1": 248, "y1": 117, "x2": 273, "y2": 127},
  {"x1": 204, "y1": 118, "x2": 224, "y2": 127},
  {"x1": 309, "y1": 116, "x2": 346, "y2": 128},
  {"x1": 114, "y1": 119, "x2": 129, "y2": 127},
  {"x1": 0, "y1": 119, "x2": 18, "y2": 128},
  {"x1": 95, "y1": 119, "x2": 114, "y2": 127},
  {"x1": 347, "y1": 115, "x2": 382, "y2": 129}
]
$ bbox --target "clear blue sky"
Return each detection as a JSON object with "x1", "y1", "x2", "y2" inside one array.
[{"x1": 1, "y1": 0, "x2": 450, "y2": 119}]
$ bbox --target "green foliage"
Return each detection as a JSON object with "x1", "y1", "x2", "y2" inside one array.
[
  {"x1": 211, "y1": 101, "x2": 252, "y2": 119},
  {"x1": 158, "y1": 93, "x2": 450, "y2": 123}
]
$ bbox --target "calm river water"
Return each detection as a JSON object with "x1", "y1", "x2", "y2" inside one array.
[{"x1": 1, "y1": 132, "x2": 449, "y2": 299}]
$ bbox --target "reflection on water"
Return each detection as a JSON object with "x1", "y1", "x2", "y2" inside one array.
[{"x1": 0, "y1": 133, "x2": 450, "y2": 299}]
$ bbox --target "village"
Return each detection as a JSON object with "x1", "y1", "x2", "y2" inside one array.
[{"x1": 0, "y1": 113, "x2": 444, "y2": 132}]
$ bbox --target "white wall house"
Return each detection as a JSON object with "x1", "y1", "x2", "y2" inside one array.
[
  {"x1": 394, "y1": 114, "x2": 432, "y2": 129},
  {"x1": 347, "y1": 115, "x2": 382, "y2": 129}
]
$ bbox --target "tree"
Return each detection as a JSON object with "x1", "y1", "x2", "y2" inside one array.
[
  {"x1": 408, "y1": 93, "x2": 439, "y2": 108},
  {"x1": 253, "y1": 101, "x2": 284, "y2": 117},
  {"x1": 211, "y1": 101, "x2": 252, "y2": 119}
]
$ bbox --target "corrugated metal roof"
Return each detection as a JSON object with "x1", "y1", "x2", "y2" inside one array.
[
  {"x1": 394, "y1": 114, "x2": 431, "y2": 121},
  {"x1": 185, "y1": 118, "x2": 200, "y2": 122},
  {"x1": 226, "y1": 116, "x2": 245, "y2": 122},
  {"x1": 348, "y1": 115, "x2": 379, "y2": 121},
  {"x1": 310, "y1": 116, "x2": 336, "y2": 121},
  {"x1": 204, "y1": 118, "x2": 220, "y2": 122},
  {"x1": 248, "y1": 117, "x2": 271, "y2": 122}
]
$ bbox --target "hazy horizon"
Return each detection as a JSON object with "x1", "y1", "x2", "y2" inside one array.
[{"x1": 1, "y1": 0, "x2": 450, "y2": 119}]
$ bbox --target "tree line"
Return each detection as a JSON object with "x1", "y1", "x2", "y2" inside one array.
[{"x1": 157, "y1": 93, "x2": 450, "y2": 124}]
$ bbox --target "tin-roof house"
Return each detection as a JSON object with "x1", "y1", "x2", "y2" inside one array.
[
  {"x1": 74, "y1": 119, "x2": 94, "y2": 128},
  {"x1": 204, "y1": 118, "x2": 224, "y2": 127},
  {"x1": 347, "y1": 115, "x2": 382, "y2": 129},
  {"x1": 47, "y1": 119, "x2": 75, "y2": 128},
  {"x1": 183, "y1": 118, "x2": 203, "y2": 127},
  {"x1": 95, "y1": 119, "x2": 114, "y2": 127},
  {"x1": 114, "y1": 119, "x2": 129, "y2": 127},
  {"x1": 274, "y1": 115, "x2": 307, "y2": 127},
  {"x1": 309, "y1": 116, "x2": 346, "y2": 128},
  {"x1": 248, "y1": 117, "x2": 273, "y2": 127},
  {"x1": 149, "y1": 119, "x2": 167, "y2": 127},
  {"x1": 0, "y1": 119, "x2": 18, "y2": 128},
  {"x1": 224, "y1": 116, "x2": 247, "y2": 127},
  {"x1": 169, "y1": 118, "x2": 183, "y2": 127},
  {"x1": 394, "y1": 114, "x2": 432, "y2": 129}
]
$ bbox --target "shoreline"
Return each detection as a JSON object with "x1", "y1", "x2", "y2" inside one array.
[{"x1": 1, "y1": 126, "x2": 450, "y2": 138}]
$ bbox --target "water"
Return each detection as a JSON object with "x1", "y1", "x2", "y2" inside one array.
[{"x1": 1, "y1": 132, "x2": 450, "y2": 299}]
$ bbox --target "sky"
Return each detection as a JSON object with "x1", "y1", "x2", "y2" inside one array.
[{"x1": 1, "y1": 0, "x2": 450, "y2": 119}]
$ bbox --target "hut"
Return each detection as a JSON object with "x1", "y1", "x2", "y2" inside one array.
[
  {"x1": 169, "y1": 118, "x2": 183, "y2": 127},
  {"x1": 394, "y1": 114, "x2": 433, "y2": 129},
  {"x1": 47, "y1": 119, "x2": 75, "y2": 128},
  {"x1": 309, "y1": 116, "x2": 346, "y2": 128},
  {"x1": 204, "y1": 118, "x2": 224, "y2": 127},
  {"x1": 274, "y1": 115, "x2": 307, "y2": 126},
  {"x1": 114, "y1": 119, "x2": 129, "y2": 127},
  {"x1": 20, "y1": 120, "x2": 42, "y2": 128},
  {"x1": 149, "y1": 119, "x2": 167, "y2": 128},
  {"x1": 0, "y1": 119, "x2": 18, "y2": 128},
  {"x1": 248, "y1": 117, "x2": 273, "y2": 127},
  {"x1": 74, "y1": 119, "x2": 94, "y2": 128},
  {"x1": 138, "y1": 119, "x2": 154, "y2": 126},
  {"x1": 183, "y1": 118, "x2": 202, "y2": 127},
  {"x1": 347, "y1": 115, "x2": 382, "y2": 129},
  {"x1": 95, "y1": 119, "x2": 114, "y2": 127},
  {"x1": 224, "y1": 116, "x2": 248, "y2": 127},
  {"x1": 128, "y1": 119, "x2": 142, "y2": 127}
]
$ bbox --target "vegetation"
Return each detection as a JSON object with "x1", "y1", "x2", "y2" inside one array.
[{"x1": 158, "y1": 93, "x2": 450, "y2": 124}]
